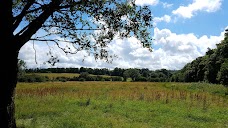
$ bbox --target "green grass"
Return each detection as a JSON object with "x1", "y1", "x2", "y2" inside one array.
[
  {"x1": 15, "y1": 82, "x2": 228, "y2": 128},
  {"x1": 34, "y1": 73, "x2": 80, "y2": 79}
]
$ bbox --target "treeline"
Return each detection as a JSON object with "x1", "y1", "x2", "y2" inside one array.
[
  {"x1": 25, "y1": 67, "x2": 114, "y2": 75},
  {"x1": 171, "y1": 29, "x2": 228, "y2": 86},
  {"x1": 19, "y1": 67, "x2": 177, "y2": 82},
  {"x1": 18, "y1": 73, "x2": 123, "y2": 82}
]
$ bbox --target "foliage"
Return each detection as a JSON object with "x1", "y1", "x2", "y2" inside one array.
[
  {"x1": 2, "y1": 0, "x2": 154, "y2": 127},
  {"x1": 24, "y1": 67, "x2": 176, "y2": 82},
  {"x1": 123, "y1": 68, "x2": 141, "y2": 81},
  {"x1": 17, "y1": 59, "x2": 27, "y2": 78},
  {"x1": 18, "y1": 74, "x2": 49, "y2": 82},
  {"x1": 217, "y1": 59, "x2": 228, "y2": 86},
  {"x1": 172, "y1": 29, "x2": 228, "y2": 86},
  {"x1": 13, "y1": 0, "x2": 153, "y2": 64},
  {"x1": 79, "y1": 72, "x2": 90, "y2": 79}
]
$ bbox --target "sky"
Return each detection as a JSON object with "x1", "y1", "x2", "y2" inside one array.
[{"x1": 19, "y1": 0, "x2": 228, "y2": 70}]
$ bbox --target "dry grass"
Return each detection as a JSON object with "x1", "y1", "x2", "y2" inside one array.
[{"x1": 15, "y1": 81, "x2": 228, "y2": 128}]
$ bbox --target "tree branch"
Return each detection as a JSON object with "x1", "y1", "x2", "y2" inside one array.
[
  {"x1": 32, "y1": 40, "x2": 38, "y2": 64},
  {"x1": 30, "y1": 38, "x2": 80, "y2": 54},
  {"x1": 42, "y1": 24, "x2": 102, "y2": 31},
  {"x1": 13, "y1": 0, "x2": 35, "y2": 32},
  {"x1": 30, "y1": 38, "x2": 73, "y2": 43},
  {"x1": 15, "y1": 0, "x2": 62, "y2": 50}
]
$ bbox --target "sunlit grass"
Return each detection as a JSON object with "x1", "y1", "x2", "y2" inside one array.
[
  {"x1": 35, "y1": 73, "x2": 80, "y2": 79},
  {"x1": 15, "y1": 82, "x2": 228, "y2": 128}
]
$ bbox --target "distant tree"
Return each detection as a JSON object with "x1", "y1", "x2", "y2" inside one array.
[
  {"x1": 17, "y1": 59, "x2": 27, "y2": 78},
  {"x1": 111, "y1": 67, "x2": 125, "y2": 76},
  {"x1": 123, "y1": 68, "x2": 141, "y2": 81},
  {"x1": 140, "y1": 68, "x2": 150, "y2": 77},
  {"x1": 80, "y1": 67, "x2": 87, "y2": 73},
  {"x1": 79, "y1": 72, "x2": 89, "y2": 79},
  {"x1": 150, "y1": 71, "x2": 158, "y2": 78},
  {"x1": 1, "y1": 0, "x2": 153, "y2": 127}
]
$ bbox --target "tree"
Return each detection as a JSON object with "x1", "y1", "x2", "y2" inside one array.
[
  {"x1": 79, "y1": 72, "x2": 89, "y2": 79},
  {"x1": 123, "y1": 68, "x2": 141, "y2": 81},
  {"x1": 17, "y1": 59, "x2": 27, "y2": 78},
  {"x1": 217, "y1": 60, "x2": 228, "y2": 86},
  {"x1": 140, "y1": 68, "x2": 150, "y2": 77},
  {"x1": 0, "y1": 0, "x2": 153, "y2": 127},
  {"x1": 111, "y1": 67, "x2": 125, "y2": 76},
  {"x1": 171, "y1": 29, "x2": 228, "y2": 84}
]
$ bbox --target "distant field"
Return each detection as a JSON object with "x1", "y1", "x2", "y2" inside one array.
[
  {"x1": 15, "y1": 82, "x2": 228, "y2": 128},
  {"x1": 34, "y1": 73, "x2": 80, "y2": 79},
  {"x1": 32, "y1": 73, "x2": 112, "y2": 79}
]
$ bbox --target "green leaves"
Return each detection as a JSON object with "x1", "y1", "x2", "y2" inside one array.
[
  {"x1": 13, "y1": 0, "x2": 153, "y2": 64},
  {"x1": 217, "y1": 59, "x2": 228, "y2": 86},
  {"x1": 172, "y1": 29, "x2": 228, "y2": 86}
]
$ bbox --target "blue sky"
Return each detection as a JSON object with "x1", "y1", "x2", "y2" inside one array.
[
  {"x1": 151, "y1": 0, "x2": 228, "y2": 37},
  {"x1": 19, "y1": 0, "x2": 228, "y2": 70}
]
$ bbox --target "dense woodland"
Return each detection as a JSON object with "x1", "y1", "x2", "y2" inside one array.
[{"x1": 171, "y1": 29, "x2": 228, "y2": 86}]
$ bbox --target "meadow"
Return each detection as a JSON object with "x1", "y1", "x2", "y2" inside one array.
[
  {"x1": 35, "y1": 73, "x2": 113, "y2": 79},
  {"x1": 15, "y1": 81, "x2": 228, "y2": 128},
  {"x1": 36, "y1": 73, "x2": 80, "y2": 79}
]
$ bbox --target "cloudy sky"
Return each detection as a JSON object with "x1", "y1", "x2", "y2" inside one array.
[{"x1": 19, "y1": 0, "x2": 228, "y2": 70}]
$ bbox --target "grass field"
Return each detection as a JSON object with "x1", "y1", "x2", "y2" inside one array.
[
  {"x1": 34, "y1": 73, "x2": 80, "y2": 79},
  {"x1": 15, "y1": 81, "x2": 228, "y2": 128},
  {"x1": 34, "y1": 73, "x2": 113, "y2": 79}
]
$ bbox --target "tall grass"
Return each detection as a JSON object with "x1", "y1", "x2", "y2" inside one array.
[{"x1": 15, "y1": 82, "x2": 228, "y2": 128}]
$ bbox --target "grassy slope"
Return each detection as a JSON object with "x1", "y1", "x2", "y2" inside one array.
[
  {"x1": 33, "y1": 73, "x2": 113, "y2": 79},
  {"x1": 33, "y1": 73, "x2": 80, "y2": 79},
  {"x1": 15, "y1": 82, "x2": 228, "y2": 128}
]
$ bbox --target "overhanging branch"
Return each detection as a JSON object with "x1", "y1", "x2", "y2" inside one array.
[
  {"x1": 13, "y1": 0, "x2": 35, "y2": 32},
  {"x1": 15, "y1": 1, "x2": 62, "y2": 50},
  {"x1": 30, "y1": 38, "x2": 73, "y2": 43},
  {"x1": 42, "y1": 25, "x2": 102, "y2": 31},
  {"x1": 30, "y1": 38, "x2": 80, "y2": 54}
]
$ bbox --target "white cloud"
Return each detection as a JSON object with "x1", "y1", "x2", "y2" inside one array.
[
  {"x1": 135, "y1": 0, "x2": 159, "y2": 6},
  {"x1": 153, "y1": 27, "x2": 224, "y2": 69},
  {"x1": 225, "y1": 26, "x2": 228, "y2": 30},
  {"x1": 19, "y1": 27, "x2": 226, "y2": 70},
  {"x1": 153, "y1": 15, "x2": 171, "y2": 26},
  {"x1": 161, "y1": 2, "x2": 173, "y2": 8},
  {"x1": 172, "y1": 0, "x2": 222, "y2": 18}
]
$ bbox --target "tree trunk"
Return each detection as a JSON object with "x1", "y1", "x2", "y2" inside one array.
[
  {"x1": 0, "y1": 0, "x2": 17, "y2": 127},
  {"x1": 0, "y1": 49, "x2": 19, "y2": 128}
]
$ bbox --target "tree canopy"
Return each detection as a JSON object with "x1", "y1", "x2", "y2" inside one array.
[
  {"x1": 171, "y1": 29, "x2": 228, "y2": 86},
  {"x1": 13, "y1": 0, "x2": 153, "y2": 64},
  {"x1": 0, "y1": 1, "x2": 154, "y2": 127}
]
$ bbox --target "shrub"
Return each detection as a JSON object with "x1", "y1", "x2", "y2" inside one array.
[
  {"x1": 18, "y1": 74, "x2": 49, "y2": 82},
  {"x1": 55, "y1": 76, "x2": 69, "y2": 82},
  {"x1": 79, "y1": 78, "x2": 86, "y2": 82},
  {"x1": 111, "y1": 76, "x2": 123, "y2": 81}
]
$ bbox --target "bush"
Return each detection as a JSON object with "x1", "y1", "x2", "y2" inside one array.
[
  {"x1": 55, "y1": 76, "x2": 69, "y2": 82},
  {"x1": 79, "y1": 72, "x2": 89, "y2": 79},
  {"x1": 135, "y1": 76, "x2": 147, "y2": 82},
  {"x1": 111, "y1": 76, "x2": 123, "y2": 81},
  {"x1": 18, "y1": 74, "x2": 49, "y2": 82},
  {"x1": 69, "y1": 76, "x2": 79, "y2": 81},
  {"x1": 79, "y1": 78, "x2": 86, "y2": 82}
]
